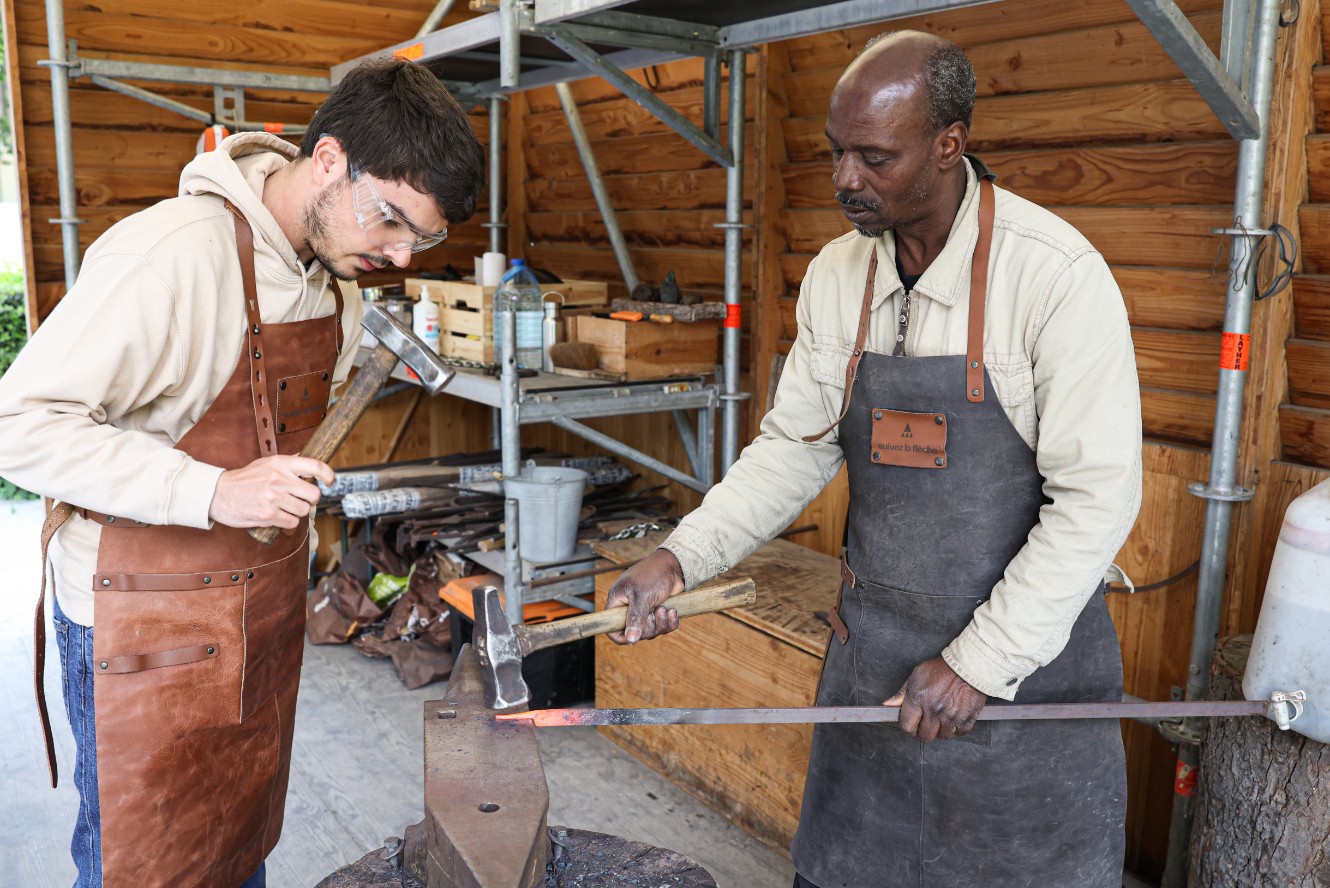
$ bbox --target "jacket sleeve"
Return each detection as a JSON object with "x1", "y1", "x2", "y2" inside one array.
[
  {"x1": 942, "y1": 249, "x2": 1142, "y2": 700},
  {"x1": 662, "y1": 256, "x2": 847, "y2": 588},
  {"x1": 0, "y1": 254, "x2": 223, "y2": 527}
]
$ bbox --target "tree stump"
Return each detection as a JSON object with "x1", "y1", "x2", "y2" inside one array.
[{"x1": 1188, "y1": 635, "x2": 1330, "y2": 887}]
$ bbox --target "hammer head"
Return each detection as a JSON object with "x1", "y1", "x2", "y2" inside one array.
[
  {"x1": 472, "y1": 584, "x2": 530, "y2": 710},
  {"x1": 362, "y1": 303, "x2": 454, "y2": 395}
]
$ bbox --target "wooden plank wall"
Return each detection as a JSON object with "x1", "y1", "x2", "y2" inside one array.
[{"x1": 9, "y1": 0, "x2": 1330, "y2": 881}]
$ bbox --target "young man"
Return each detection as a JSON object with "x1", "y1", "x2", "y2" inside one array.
[
  {"x1": 606, "y1": 32, "x2": 1142, "y2": 888},
  {"x1": 0, "y1": 59, "x2": 485, "y2": 887}
]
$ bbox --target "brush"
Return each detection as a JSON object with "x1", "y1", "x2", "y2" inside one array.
[{"x1": 548, "y1": 341, "x2": 600, "y2": 371}]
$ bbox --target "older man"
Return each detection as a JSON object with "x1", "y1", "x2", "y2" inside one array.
[{"x1": 606, "y1": 31, "x2": 1141, "y2": 887}]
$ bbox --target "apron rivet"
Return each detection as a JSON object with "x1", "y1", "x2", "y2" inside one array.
[
  {"x1": 101, "y1": 579, "x2": 110, "y2": 587},
  {"x1": 971, "y1": 361, "x2": 979, "y2": 369},
  {"x1": 99, "y1": 661, "x2": 108, "y2": 670},
  {"x1": 935, "y1": 415, "x2": 944, "y2": 425},
  {"x1": 207, "y1": 647, "x2": 215, "y2": 655},
  {"x1": 873, "y1": 410, "x2": 883, "y2": 420},
  {"x1": 278, "y1": 380, "x2": 286, "y2": 390},
  {"x1": 107, "y1": 515, "x2": 115, "y2": 523},
  {"x1": 322, "y1": 372, "x2": 329, "y2": 381},
  {"x1": 971, "y1": 388, "x2": 980, "y2": 397},
  {"x1": 231, "y1": 574, "x2": 240, "y2": 582},
  {"x1": 278, "y1": 422, "x2": 287, "y2": 433},
  {"x1": 321, "y1": 412, "x2": 326, "y2": 419},
  {"x1": 252, "y1": 324, "x2": 260, "y2": 335},
  {"x1": 247, "y1": 571, "x2": 254, "y2": 579},
  {"x1": 935, "y1": 457, "x2": 945, "y2": 467},
  {"x1": 203, "y1": 576, "x2": 211, "y2": 584},
  {"x1": 254, "y1": 350, "x2": 262, "y2": 360},
  {"x1": 872, "y1": 451, "x2": 881, "y2": 461}
]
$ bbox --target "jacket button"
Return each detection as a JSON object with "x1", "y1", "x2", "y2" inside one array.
[{"x1": 1006, "y1": 678, "x2": 1018, "y2": 686}]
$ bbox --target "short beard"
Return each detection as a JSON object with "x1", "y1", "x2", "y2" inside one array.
[
  {"x1": 839, "y1": 175, "x2": 933, "y2": 239},
  {"x1": 303, "y1": 180, "x2": 360, "y2": 282}
]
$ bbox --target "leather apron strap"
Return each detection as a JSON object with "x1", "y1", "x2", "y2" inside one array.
[
  {"x1": 226, "y1": 202, "x2": 280, "y2": 459},
  {"x1": 33, "y1": 500, "x2": 74, "y2": 787},
  {"x1": 803, "y1": 178, "x2": 995, "y2": 442}
]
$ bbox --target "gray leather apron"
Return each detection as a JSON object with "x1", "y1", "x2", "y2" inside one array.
[{"x1": 789, "y1": 179, "x2": 1127, "y2": 888}]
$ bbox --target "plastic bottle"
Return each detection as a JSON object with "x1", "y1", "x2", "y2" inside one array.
[
  {"x1": 413, "y1": 284, "x2": 440, "y2": 353},
  {"x1": 1243, "y1": 478, "x2": 1330, "y2": 743},
  {"x1": 492, "y1": 259, "x2": 544, "y2": 369}
]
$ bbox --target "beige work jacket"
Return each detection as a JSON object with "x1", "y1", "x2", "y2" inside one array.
[{"x1": 662, "y1": 160, "x2": 1142, "y2": 700}]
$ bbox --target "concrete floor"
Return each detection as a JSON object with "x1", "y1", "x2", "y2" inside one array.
[{"x1": 0, "y1": 498, "x2": 794, "y2": 887}]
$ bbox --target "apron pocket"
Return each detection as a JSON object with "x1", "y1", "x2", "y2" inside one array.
[{"x1": 240, "y1": 541, "x2": 311, "y2": 721}]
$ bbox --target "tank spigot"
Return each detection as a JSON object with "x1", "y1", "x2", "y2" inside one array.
[{"x1": 1268, "y1": 690, "x2": 1307, "y2": 730}]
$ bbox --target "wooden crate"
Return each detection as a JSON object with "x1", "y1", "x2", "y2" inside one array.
[
  {"x1": 403, "y1": 277, "x2": 609, "y2": 307},
  {"x1": 571, "y1": 315, "x2": 720, "y2": 380},
  {"x1": 592, "y1": 534, "x2": 840, "y2": 852},
  {"x1": 438, "y1": 332, "x2": 493, "y2": 363}
]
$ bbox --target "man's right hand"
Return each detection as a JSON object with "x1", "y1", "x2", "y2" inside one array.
[
  {"x1": 208, "y1": 455, "x2": 335, "y2": 529},
  {"x1": 605, "y1": 548, "x2": 686, "y2": 645}
]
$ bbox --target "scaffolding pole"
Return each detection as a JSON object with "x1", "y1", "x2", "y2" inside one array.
[{"x1": 41, "y1": 0, "x2": 81, "y2": 288}]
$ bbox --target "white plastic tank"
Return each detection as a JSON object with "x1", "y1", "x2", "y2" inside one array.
[{"x1": 1243, "y1": 478, "x2": 1330, "y2": 743}]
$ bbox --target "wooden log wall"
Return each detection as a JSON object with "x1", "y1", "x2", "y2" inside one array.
[{"x1": 6, "y1": 0, "x2": 1330, "y2": 881}]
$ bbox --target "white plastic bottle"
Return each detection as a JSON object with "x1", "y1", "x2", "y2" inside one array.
[
  {"x1": 1243, "y1": 478, "x2": 1330, "y2": 743},
  {"x1": 413, "y1": 285, "x2": 440, "y2": 353},
  {"x1": 492, "y1": 259, "x2": 544, "y2": 369}
]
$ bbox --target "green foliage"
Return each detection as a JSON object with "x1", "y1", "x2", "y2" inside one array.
[{"x1": 0, "y1": 263, "x2": 35, "y2": 499}]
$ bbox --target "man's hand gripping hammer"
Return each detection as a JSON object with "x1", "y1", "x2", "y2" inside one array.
[{"x1": 248, "y1": 304, "x2": 454, "y2": 545}]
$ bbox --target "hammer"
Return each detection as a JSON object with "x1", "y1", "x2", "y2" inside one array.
[
  {"x1": 248, "y1": 304, "x2": 454, "y2": 544},
  {"x1": 472, "y1": 579, "x2": 757, "y2": 710}
]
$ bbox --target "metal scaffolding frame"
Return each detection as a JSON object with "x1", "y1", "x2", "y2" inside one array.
[{"x1": 43, "y1": 0, "x2": 1290, "y2": 879}]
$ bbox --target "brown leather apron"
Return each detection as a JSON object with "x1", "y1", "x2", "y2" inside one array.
[
  {"x1": 34, "y1": 205, "x2": 342, "y2": 887},
  {"x1": 789, "y1": 178, "x2": 1127, "y2": 887}
]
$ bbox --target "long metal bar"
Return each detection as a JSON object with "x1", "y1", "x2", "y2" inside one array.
[
  {"x1": 78, "y1": 55, "x2": 330, "y2": 92},
  {"x1": 1125, "y1": 0, "x2": 1259, "y2": 139},
  {"x1": 503, "y1": 700, "x2": 1278, "y2": 728},
  {"x1": 489, "y1": 97, "x2": 504, "y2": 254},
  {"x1": 550, "y1": 416, "x2": 711, "y2": 494},
  {"x1": 703, "y1": 53, "x2": 722, "y2": 140},
  {"x1": 554, "y1": 22, "x2": 718, "y2": 57},
  {"x1": 88, "y1": 75, "x2": 213, "y2": 124},
  {"x1": 416, "y1": 0, "x2": 459, "y2": 37},
  {"x1": 696, "y1": 401, "x2": 714, "y2": 488},
  {"x1": 671, "y1": 410, "x2": 703, "y2": 481},
  {"x1": 718, "y1": 0, "x2": 994, "y2": 48},
  {"x1": 579, "y1": 11, "x2": 720, "y2": 43},
  {"x1": 500, "y1": 310, "x2": 524, "y2": 628},
  {"x1": 719, "y1": 49, "x2": 747, "y2": 473},
  {"x1": 499, "y1": 0, "x2": 522, "y2": 89},
  {"x1": 1219, "y1": 0, "x2": 1255, "y2": 83},
  {"x1": 534, "y1": 0, "x2": 637, "y2": 25},
  {"x1": 472, "y1": 47, "x2": 685, "y2": 99},
  {"x1": 43, "y1": 2, "x2": 81, "y2": 288},
  {"x1": 1161, "y1": 0, "x2": 1282, "y2": 884},
  {"x1": 538, "y1": 27, "x2": 732, "y2": 166},
  {"x1": 555, "y1": 82, "x2": 638, "y2": 291}
]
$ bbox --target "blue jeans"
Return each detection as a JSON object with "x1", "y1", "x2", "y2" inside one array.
[{"x1": 52, "y1": 594, "x2": 266, "y2": 888}]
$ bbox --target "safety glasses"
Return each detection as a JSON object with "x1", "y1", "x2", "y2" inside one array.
[{"x1": 348, "y1": 163, "x2": 448, "y2": 254}]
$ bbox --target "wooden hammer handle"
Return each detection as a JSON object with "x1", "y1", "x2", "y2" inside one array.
[
  {"x1": 248, "y1": 344, "x2": 399, "y2": 545},
  {"x1": 517, "y1": 577, "x2": 757, "y2": 656}
]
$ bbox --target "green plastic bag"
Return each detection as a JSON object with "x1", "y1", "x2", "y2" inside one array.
[{"x1": 367, "y1": 564, "x2": 414, "y2": 608}]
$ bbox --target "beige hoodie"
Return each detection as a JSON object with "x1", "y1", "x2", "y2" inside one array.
[{"x1": 0, "y1": 133, "x2": 361, "y2": 625}]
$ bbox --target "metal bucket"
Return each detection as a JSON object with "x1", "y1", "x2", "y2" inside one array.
[{"x1": 504, "y1": 467, "x2": 587, "y2": 563}]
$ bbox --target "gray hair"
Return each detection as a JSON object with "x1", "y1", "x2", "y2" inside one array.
[{"x1": 863, "y1": 33, "x2": 976, "y2": 132}]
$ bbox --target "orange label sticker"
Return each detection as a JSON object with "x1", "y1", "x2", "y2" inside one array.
[
  {"x1": 724, "y1": 304, "x2": 741, "y2": 329},
  {"x1": 262, "y1": 122, "x2": 286, "y2": 134},
  {"x1": 394, "y1": 43, "x2": 425, "y2": 61},
  {"x1": 1220, "y1": 332, "x2": 1250, "y2": 372}
]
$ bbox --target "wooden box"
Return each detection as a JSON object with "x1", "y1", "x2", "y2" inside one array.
[
  {"x1": 571, "y1": 316, "x2": 720, "y2": 380},
  {"x1": 592, "y1": 534, "x2": 840, "y2": 852}
]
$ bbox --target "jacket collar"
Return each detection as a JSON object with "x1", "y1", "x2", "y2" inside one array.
[{"x1": 870, "y1": 154, "x2": 996, "y2": 310}]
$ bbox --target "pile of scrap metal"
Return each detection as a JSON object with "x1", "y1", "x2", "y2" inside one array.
[{"x1": 306, "y1": 448, "x2": 673, "y2": 689}]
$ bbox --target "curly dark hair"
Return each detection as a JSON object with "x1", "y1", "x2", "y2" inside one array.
[
  {"x1": 864, "y1": 33, "x2": 976, "y2": 132},
  {"x1": 301, "y1": 59, "x2": 486, "y2": 225}
]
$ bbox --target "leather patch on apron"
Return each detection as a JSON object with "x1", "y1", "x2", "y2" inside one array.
[
  {"x1": 275, "y1": 369, "x2": 330, "y2": 434},
  {"x1": 870, "y1": 409, "x2": 948, "y2": 468}
]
